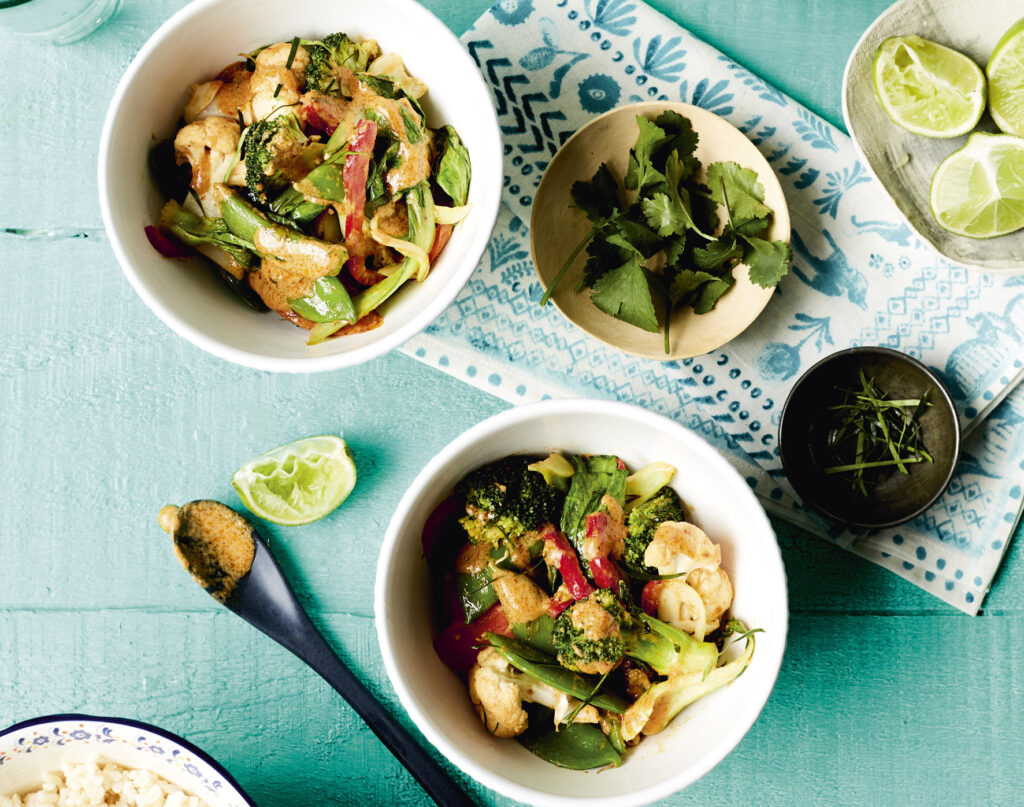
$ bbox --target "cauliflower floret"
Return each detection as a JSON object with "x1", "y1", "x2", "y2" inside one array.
[
  {"x1": 642, "y1": 522, "x2": 734, "y2": 640},
  {"x1": 184, "y1": 62, "x2": 254, "y2": 124},
  {"x1": 468, "y1": 648, "x2": 599, "y2": 739},
  {"x1": 173, "y1": 117, "x2": 245, "y2": 212},
  {"x1": 254, "y1": 41, "x2": 311, "y2": 87},
  {"x1": 643, "y1": 521, "x2": 720, "y2": 576},
  {"x1": 367, "y1": 51, "x2": 428, "y2": 99},
  {"x1": 687, "y1": 565, "x2": 733, "y2": 624},
  {"x1": 250, "y1": 43, "x2": 310, "y2": 122}
]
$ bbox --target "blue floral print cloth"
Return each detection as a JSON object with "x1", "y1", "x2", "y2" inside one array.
[{"x1": 401, "y1": 0, "x2": 1024, "y2": 614}]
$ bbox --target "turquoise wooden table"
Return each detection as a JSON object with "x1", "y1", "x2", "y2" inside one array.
[{"x1": 1, "y1": 1, "x2": 1022, "y2": 804}]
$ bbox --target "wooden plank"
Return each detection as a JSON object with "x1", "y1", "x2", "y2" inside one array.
[{"x1": 1, "y1": 610, "x2": 1020, "y2": 805}]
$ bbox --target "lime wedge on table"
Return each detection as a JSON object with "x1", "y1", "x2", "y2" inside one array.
[
  {"x1": 873, "y1": 35, "x2": 986, "y2": 137},
  {"x1": 930, "y1": 133, "x2": 1024, "y2": 238},
  {"x1": 988, "y1": 17, "x2": 1024, "y2": 137},
  {"x1": 232, "y1": 435, "x2": 357, "y2": 525}
]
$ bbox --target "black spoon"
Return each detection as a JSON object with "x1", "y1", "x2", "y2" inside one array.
[{"x1": 159, "y1": 500, "x2": 472, "y2": 807}]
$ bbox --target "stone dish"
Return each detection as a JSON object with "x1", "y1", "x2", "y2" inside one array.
[
  {"x1": 530, "y1": 102, "x2": 790, "y2": 361},
  {"x1": 842, "y1": 0, "x2": 1024, "y2": 270},
  {"x1": 779, "y1": 346, "x2": 961, "y2": 529}
]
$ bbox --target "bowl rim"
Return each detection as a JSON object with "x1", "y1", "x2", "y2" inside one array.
[
  {"x1": 0, "y1": 713, "x2": 256, "y2": 806},
  {"x1": 97, "y1": 0, "x2": 503, "y2": 374},
  {"x1": 529, "y1": 100, "x2": 791, "y2": 361},
  {"x1": 374, "y1": 398, "x2": 789, "y2": 806},
  {"x1": 779, "y1": 345, "x2": 962, "y2": 529}
]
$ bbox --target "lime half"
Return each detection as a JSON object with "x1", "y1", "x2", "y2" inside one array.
[
  {"x1": 873, "y1": 35, "x2": 986, "y2": 137},
  {"x1": 232, "y1": 435, "x2": 357, "y2": 525},
  {"x1": 988, "y1": 17, "x2": 1024, "y2": 137},
  {"x1": 930, "y1": 132, "x2": 1024, "y2": 238}
]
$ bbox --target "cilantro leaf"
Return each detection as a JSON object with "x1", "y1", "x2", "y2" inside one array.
[
  {"x1": 694, "y1": 275, "x2": 734, "y2": 314},
  {"x1": 625, "y1": 116, "x2": 668, "y2": 192},
  {"x1": 741, "y1": 236, "x2": 792, "y2": 288},
  {"x1": 670, "y1": 269, "x2": 720, "y2": 305},
  {"x1": 642, "y1": 153, "x2": 712, "y2": 239},
  {"x1": 732, "y1": 215, "x2": 769, "y2": 237},
  {"x1": 693, "y1": 234, "x2": 741, "y2": 271},
  {"x1": 614, "y1": 212, "x2": 662, "y2": 257},
  {"x1": 580, "y1": 233, "x2": 632, "y2": 289},
  {"x1": 590, "y1": 254, "x2": 660, "y2": 333},
  {"x1": 662, "y1": 234, "x2": 688, "y2": 269},
  {"x1": 571, "y1": 163, "x2": 620, "y2": 224},
  {"x1": 707, "y1": 161, "x2": 771, "y2": 226},
  {"x1": 653, "y1": 110, "x2": 699, "y2": 180},
  {"x1": 642, "y1": 193, "x2": 686, "y2": 237}
]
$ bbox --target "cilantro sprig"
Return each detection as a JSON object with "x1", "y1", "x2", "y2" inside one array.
[{"x1": 540, "y1": 111, "x2": 792, "y2": 354}]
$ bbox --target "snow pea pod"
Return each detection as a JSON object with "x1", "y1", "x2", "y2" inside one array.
[
  {"x1": 518, "y1": 716, "x2": 622, "y2": 770},
  {"x1": 455, "y1": 568, "x2": 498, "y2": 624},
  {"x1": 512, "y1": 614, "x2": 557, "y2": 657},
  {"x1": 484, "y1": 633, "x2": 629, "y2": 713},
  {"x1": 289, "y1": 276, "x2": 357, "y2": 324}
]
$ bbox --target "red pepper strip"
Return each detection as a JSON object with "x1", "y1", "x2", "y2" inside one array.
[
  {"x1": 427, "y1": 223, "x2": 454, "y2": 263},
  {"x1": 585, "y1": 512, "x2": 608, "y2": 537},
  {"x1": 433, "y1": 603, "x2": 511, "y2": 674},
  {"x1": 343, "y1": 119, "x2": 377, "y2": 241},
  {"x1": 302, "y1": 104, "x2": 334, "y2": 137},
  {"x1": 542, "y1": 527, "x2": 593, "y2": 601},
  {"x1": 546, "y1": 596, "x2": 571, "y2": 618},
  {"x1": 583, "y1": 512, "x2": 625, "y2": 589},
  {"x1": 589, "y1": 556, "x2": 624, "y2": 590},
  {"x1": 145, "y1": 225, "x2": 192, "y2": 259},
  {"x1": 616, "y1": 458, "x2": 626, "y2": 470},
  {"x1": 641, "y1": 581, "x2": 662, "y2": 617}
]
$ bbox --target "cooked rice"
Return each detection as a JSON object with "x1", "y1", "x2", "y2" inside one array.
[{"x1": 0, "y1": 758, "x2": 212, "y2": 807}]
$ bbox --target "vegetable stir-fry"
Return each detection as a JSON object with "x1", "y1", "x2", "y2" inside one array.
[
  {"x1": 423, "y1": 453, "x2": 757, "y2": 770},
  {"x1": 146, "y1": 33, "x2": 472, "y2": 344}
]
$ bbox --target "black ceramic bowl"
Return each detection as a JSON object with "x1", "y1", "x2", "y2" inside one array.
[{"x1": 779, "y1": 347, "x2": 961, "y2": 529}]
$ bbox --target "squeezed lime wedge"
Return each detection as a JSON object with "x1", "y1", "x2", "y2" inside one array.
[
  {"x1": 930, "y1": 132, "x2": 1024, "y2": 238},
  {"x1": 873, "y1": 35, "x2": 986, "y2": 137},
  {"x1": 232, "y1": 435, "x2": 357, "y2": 525}
]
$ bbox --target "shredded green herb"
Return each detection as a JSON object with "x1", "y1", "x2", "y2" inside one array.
[{"x1": 823, "y1": 369, "x2": 934, "y2": 496}]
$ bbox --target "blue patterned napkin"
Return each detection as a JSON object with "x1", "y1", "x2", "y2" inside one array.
[{"x1": 402, "y1": 0, "x2": 1024, "y2": 614}]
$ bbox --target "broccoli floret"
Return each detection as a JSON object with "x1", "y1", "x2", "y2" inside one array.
[
  {"x1": 304, "y1": 33, "x2": 379, "y2": 94},
  {"x1": 552, "y1": 588, "x2": 717, "y2": 677},
  {"x1": 243, "y1": 114, "x2": 310, "y2": 205},
  {"x1": 456, "y1": 456, "x2": 564, "y2": 546},
  {"x1": 622, "y1": 486, "x2": 684, "y2": 570}
]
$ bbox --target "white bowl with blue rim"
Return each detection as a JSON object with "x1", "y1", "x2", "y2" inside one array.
[{"x1": 0, "y1": 715, "x2": 254, "y2": 806}]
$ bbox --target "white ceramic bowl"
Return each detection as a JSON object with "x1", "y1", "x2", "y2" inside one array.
[
  {"x1": 0, "y1": 715, "x2": 253, "y2": 806},
  {"x1": 375, "y1": 400, "x2": 789, "y2": 807},
  {"x1": 99, "y1": 0, "x2": 502, "y2": 373}
]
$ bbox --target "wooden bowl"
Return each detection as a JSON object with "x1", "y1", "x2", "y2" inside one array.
[{"x1": 530, "y1": 102, "x2": 790, "y2": 361}]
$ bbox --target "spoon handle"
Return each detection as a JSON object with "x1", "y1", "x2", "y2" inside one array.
[{"x1": 283, "y1": 613, "x2": 475, "y2": 807}]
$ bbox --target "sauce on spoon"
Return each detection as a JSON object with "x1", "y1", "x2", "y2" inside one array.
[{"x1": 159, "y1": 500, "x2": 256, "y2": 603}]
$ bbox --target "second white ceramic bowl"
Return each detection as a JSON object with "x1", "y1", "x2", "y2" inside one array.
[
  {"x1": 99, "y1": 0, "x2": 502, "y2": 372},
  {"x1": 375, "y1": 399, "x2": 788, "y2": 806}
]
